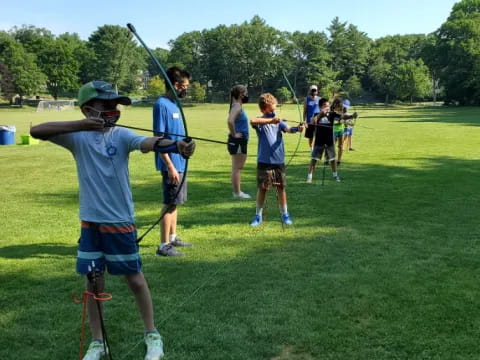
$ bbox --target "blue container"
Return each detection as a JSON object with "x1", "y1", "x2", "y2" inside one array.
[{"x1": 0, "y1": 125, "x2": 16, "y2": 145}]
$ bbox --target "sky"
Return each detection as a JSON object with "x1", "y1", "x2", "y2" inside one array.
[{"x1": 1, "y1": 0, "x2": 458, "y2": 49}]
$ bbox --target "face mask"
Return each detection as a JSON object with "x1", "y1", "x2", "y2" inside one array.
[
  {"x1": 311, "y1": 90, "x2": 317, "y2": 96},
  {"x1": 177, "y1": 88, "x2": 187, "y2": 98},
  {"x1": 241, "y1": 95, "x2": 249, "y2": 104},
  {"x1": 85, "y1": 106, "x2": 121, "y2": 125},
  {"x1": 265, "y1": 111, "x2": 276, "y2": 118}
]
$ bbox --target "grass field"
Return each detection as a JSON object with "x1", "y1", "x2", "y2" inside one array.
[{"x1": 1, "y1": 103, "x2": 479, "y2": 359}]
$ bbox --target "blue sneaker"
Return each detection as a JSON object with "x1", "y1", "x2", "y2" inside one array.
[
  {"x1": 250, "y1": 215, "x2": 262, "y2": 226},
  {"x1": 281, "y1": 213, "x2": 293, "y2": 226}
]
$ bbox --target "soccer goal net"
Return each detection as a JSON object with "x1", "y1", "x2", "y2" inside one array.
[{"x1": 36, "y1": 100, "x2": 75, "y2": 112}]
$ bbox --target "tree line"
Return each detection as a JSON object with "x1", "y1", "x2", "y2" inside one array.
[{"x1": 0, "y1": 0, "x2": 479, "y2": 105}]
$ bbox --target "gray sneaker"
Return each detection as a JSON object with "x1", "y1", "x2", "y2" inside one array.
[
  {"x1": 144, "y1": 332, "x2": 164, "y2": 360},
  {"x1": 156, "y1": 244, "x2": 185, "y2": 257},
  {"x1": 83, "y1": 341, "x2": 106, "y2": 360},
  {"x1": 170, "y1": 236, "x2": 193, "y2": 247}
]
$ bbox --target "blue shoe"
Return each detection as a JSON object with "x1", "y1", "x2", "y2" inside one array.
[
  {"x1": 281, "y1": 213, "x2": 293, "y2": 226},
  {"x1": 250, "y1": 215, "x2": 262, "y2": 226}
]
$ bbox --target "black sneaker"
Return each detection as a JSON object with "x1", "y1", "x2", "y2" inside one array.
[
  {"x1": 170, "y1": 236, "x2": 193, "y2": 247},
  {"x1": 156, "y1": 244, "x2": 185, "y2": 257}
]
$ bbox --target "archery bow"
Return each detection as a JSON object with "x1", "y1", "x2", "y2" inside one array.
[
  {"x1": 127, "y1": 23, "x2": 190, "y2": 243},
  {"x1": 282, "y1": 71, "x2": 304, "y2": 168},
  {"x1": 111, "y1": 123, "x2": 228, "y2": 145}
]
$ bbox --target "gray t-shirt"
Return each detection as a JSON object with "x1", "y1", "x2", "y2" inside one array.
[{"x1": 50, "y1": 128, "x2": 146, "y2": 223}]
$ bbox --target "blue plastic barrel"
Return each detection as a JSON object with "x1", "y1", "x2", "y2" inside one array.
[{"x1": 0, "y1": 125, "x2": 16, "y2": 145}]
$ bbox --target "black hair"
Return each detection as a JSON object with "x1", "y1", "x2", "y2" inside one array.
[
  {"x1": 318, "y1": 97, "x2": 329, "y2": 108},
  {"x1": 230, "y1": 84, "x2": 247, "y2": 100},
  {"x1": 165, "y1": 66, "x2": 191, "y2": 87},
  {"x1": 331, "y1": 97, "x2": 343, "y2": 111}
]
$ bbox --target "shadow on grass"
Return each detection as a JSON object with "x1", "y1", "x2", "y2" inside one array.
[
  {"x1": 2, "y1": 200, "x2": 480, "y2": 360},
  {"x1": 0, "y1": 242, "x2": 77, "y2": 259},
  {"x1": 362, "y1": 106, "x2": 480, "y2": 127}
]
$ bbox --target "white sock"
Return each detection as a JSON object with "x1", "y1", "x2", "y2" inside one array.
[
  {"x1": 333, "y1": 172, "x2": 337, "y2": 177},
  {"x1": 159, "y1": 243, "x2": 167, "y2": 249},
  {"x1": 279, "y1": 205, "x2": 288, "y2": 215},
  {"x1": 256, "y1": 206, "x2": 263, "y2": 217},
  {"x1": 169, "y1": 234, "x2": 176, "y2": 242},
  {"x1": 307, "y1": 173, "x2": 312, "y2": 180}
]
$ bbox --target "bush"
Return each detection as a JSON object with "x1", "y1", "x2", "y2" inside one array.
[
  {"x1": 190, "y1": 82, "x2": 206, "y2": 102},
  {"x1": 275, "y1": 86, "x2": 292, "y2": 104}
]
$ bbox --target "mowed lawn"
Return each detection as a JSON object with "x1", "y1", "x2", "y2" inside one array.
[{"x1": 0, "y1": 103, "x2": 479, "y2": 359}]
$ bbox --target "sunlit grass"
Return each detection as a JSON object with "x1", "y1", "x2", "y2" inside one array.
[{"x1": 1, "y1": 104, "x2": 479, "y2": 359}]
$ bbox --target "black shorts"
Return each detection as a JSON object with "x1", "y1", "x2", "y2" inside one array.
[
  {"x1": 162, "y1": 171, "x2": 187, "y2": 205},
  {"x1": 256, "y1": 163, "x2": 287, "y2": 189},
  {"x1": 227, "y1": 135, "x2": 248, "y2": 155}
]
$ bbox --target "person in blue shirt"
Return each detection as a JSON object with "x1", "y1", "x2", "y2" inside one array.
[
  {"x1": 30, "y1": 80, "x2": 195, "y2": 360},
  {"x1": 249, "y1": 93, "x2": 304, "y2": 227},
  {"x1": 153, "y1": 66, "x2": 193, "y2": 257},
  {"x1": 303, "y1": 85, "x2": 320, "y2": 149},
  {"x1": 227, "y1": 84, "x2": 251, "y2": 199}
]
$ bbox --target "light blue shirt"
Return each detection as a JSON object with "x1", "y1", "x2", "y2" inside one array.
[
  {"x1": 254, "y1": 121, "x2": 287, "y2": 164},
  {"x1": 50, "y1": 128, "x2": 146, "y2": 223}
]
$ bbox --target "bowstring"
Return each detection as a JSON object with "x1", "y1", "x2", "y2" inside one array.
[{"x1": 282, "y1": 71, "x2": 304, "y2": 168}]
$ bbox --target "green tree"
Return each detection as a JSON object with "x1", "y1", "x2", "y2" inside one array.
[
  {"x1": 168, "y1": 32, "x2": 203, "y2": 81},
  {"x1": 327, "y1": 18, "x2": 371, "y2": 82},
  {"x1": 0, "y1": 31, "x2": 45, "y2": 101},
  {"x1": 201, "y1": 16, "x2": 285, "y2": 97},
  {"x1": 58, "y1": 32, "x2": 92, "y2": 86},
  {"x1": 393, "y1": 59, "x2": 432, "y2": 102},
  {"x1": 368, "y1": 60, "x2": 395, "y2": 103},
  {"x1": 435, "y1": 0, "x2": 480, "y2": 104},
  {"x1": 189, "y1": 81, "x2": 206, "y2": 102},
  {"x1": 9, "y1": 25, "x2": 53, "y2": 55},
  {"x1": 144, "y1": 48, "x2": 170, "y2": 80},
  {"x1": 367, "y1": 34, "x2": 432, "y2": 102},
  {"x1": 0, "y1": 63, "x2": 16, "y2": 101},
  {"x1": 275, "y1": 86, "x2": 291, "y2": 104},
  {"x1": 87, "y1": 25, "x2": 145, "y2": 92},
  {"x1": 36, "y1": 37, "x2": 80, "y2": 99},
  {"x1": 145, "y1": 75, "x2": 166, "y2": 99},
  {"x1": 343, "y1": 75, "x2": 364, "y2": 99},
  {"x1": 283, "y1": 31, "x2": 332, "y2": 96}
]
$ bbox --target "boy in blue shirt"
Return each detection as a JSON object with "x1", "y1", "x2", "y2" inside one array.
[
  {"x1": 250, "y1": 93, "x2": 304, "y2": 226},
  {"x1": 153, "y1": 66, "x2": 193, "y2": 257},
  {"x1": 30, "y1": 80, "x2": 195, "y2": 360}
]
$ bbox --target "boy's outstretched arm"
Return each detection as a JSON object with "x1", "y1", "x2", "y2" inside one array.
[
  {"x1": 250, "y1": 116, "x2": 281, "y2": 126},
  {"x1": 140, "y1": 137, "x2": 196, "y2": 158},
  {"x1": 30, "y1": 118, "x2": 105, "y2": 140},
  {"x1": 284, "y1": 123, "x2": 304, "y2": 134}
]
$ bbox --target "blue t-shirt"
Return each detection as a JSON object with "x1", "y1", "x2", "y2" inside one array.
[
  {"x1": 233, "y1": 107, "x2": 249, "y2": 140},
  {"x1": 153, "y1": 96, "x2": 186, "y2": 172},
  {"x1": 253, "y1": 121, "x2": 288, "y2": 164},
  {"x1": 50, "y1": 128, "x2": 146, "y2": 223},
  {"x1": 305, "y1": 96, "x2": 320, "y2": 124}
]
